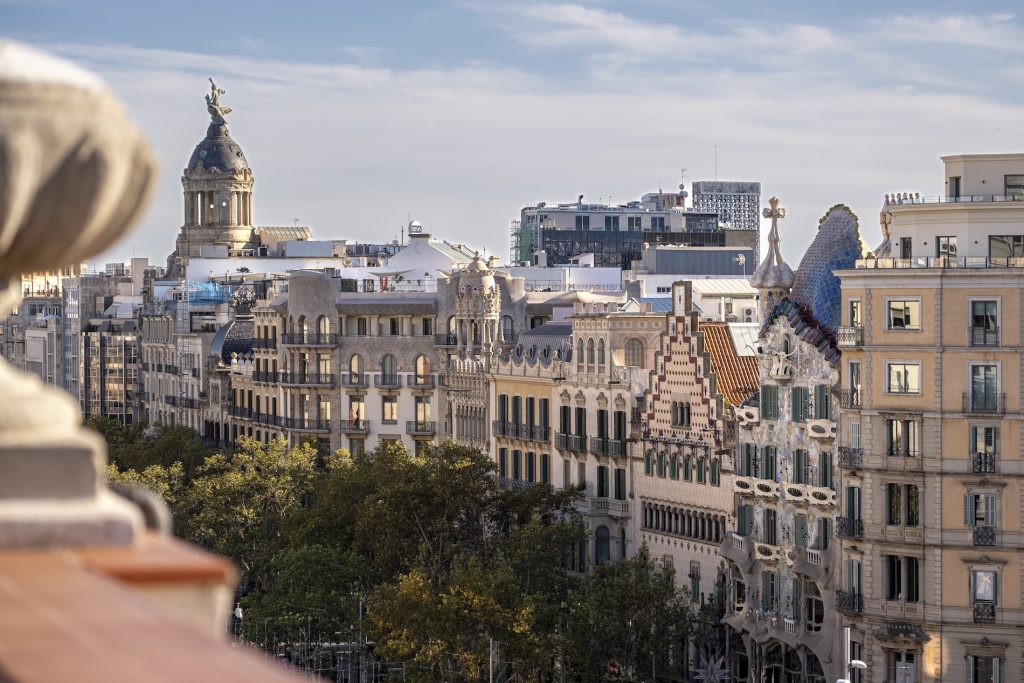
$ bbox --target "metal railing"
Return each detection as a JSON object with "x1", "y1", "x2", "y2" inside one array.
[
  {"x1": 280, "y1": 372, "x2": 335, "y2": 386},
  {"x1": 555, "y1": 432, "x2": 587, "y2": 452},
  {"x1": 836, "y1": 326, "x2": 863, "y2": 348},
  {"x1": 973, "y1": 525, "x2": 996, "y2": 546},
  {"x1": 856, "y1": 255, "x2": 1024, "y2": 270},
  {"x1": 963, "y1": 392, "x2": 1003, "y2": 414},
  {"x1": 340, "y1": 372, "x2": 368, "y2": 388},
  {"x1": 607, "y1": 438, "x2": 626, "y2": 457},
  {"x1": 974, "y1": 602, "x2": 996, "y2": 623},
  {"x1": 375, "y1": 374, "x2": 402, "y2": 388},
  {"x1": 410, "y1": 375, "x2": 435, "y2": 388},
  {"x1": 972, "y1": 452, "x2": 996, "y2": 474},
  {"x1": 970, "y1": 326, "x2": 1000, "y2": 347},
  {"x1": 283, "y1": 417, "x2": 331, "y2": 432},
  {"x1": 838, "y1": 446, "x2": 863, "y2": 468},
  {"x1": 406, "y1": 420, "x2": 436, "y2": 435},
  {"x1": 591, "y1": 437, "x2": 609, "y2": 455},
  {"x1": 836, "y1": 516, "x2": 863, "y2": 540},
  {"x1": 885, "y1": 192, "x2": 1024, "y2": 206},
  {"x1": 252, "y1": 338, "x2": 277, "y2": 349},
  {"x1": 836, "y1": 590, "x2": 863, "y2": 614},
  {"x1": 434, "y1": 333, "x2": 458, "y2": 346},
  {"x1": 340, "y1": 419, "x2": 370, "y2": 434},
  {"x1": 252, "y1": 370, "x2": 279, "y2": 383},
  {"x1": 840, "y1": 390, "x2": 862, "y2": 409},
  {"x1": 280, "y1": 333, "x2": 338, "y2": 346}
]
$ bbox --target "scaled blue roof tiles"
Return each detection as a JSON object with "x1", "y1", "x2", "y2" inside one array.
[{"x1": 788, "y1": 204, "x2": 870, "y2": 335}]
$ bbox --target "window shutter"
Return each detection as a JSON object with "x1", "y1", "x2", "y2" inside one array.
[
  {"x1": 965, "y1": 494, "x2": 974, "y2": 526},
  {"x1": 967, "y1": 656, "x2": 975, "y2": 683},
  {"x1": 985, "y1": 495, "x2": 997, "y2": 528}
]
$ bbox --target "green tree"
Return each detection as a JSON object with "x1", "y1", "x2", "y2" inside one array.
[
  {"x1": 105, "y1": 461, "x2": 186, "y2": 508},
  {"x1": 562, "y1": 547, "x2": 697, "y2": 682}
]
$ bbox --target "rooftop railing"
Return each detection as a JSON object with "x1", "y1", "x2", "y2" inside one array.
[
  {"x1": 855, "y1": 256, "x2": 1024, "y2": 270},
  {"x1": 885, "y1": 192, "x2": 1024, "y2": 206}
]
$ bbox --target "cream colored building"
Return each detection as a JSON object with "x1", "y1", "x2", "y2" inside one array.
[{"x1": 835, "y1": 154, "x2": 1024, "y2": 683}]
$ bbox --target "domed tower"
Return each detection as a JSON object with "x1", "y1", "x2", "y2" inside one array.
[
  {"x1": 168, "y1": 79, "x2": 258, "y2": 277},
  {"x1": 749, "y1": 195, "x2": 794, "y2": 320},
  {"x1": 455, "y1": 252, "x2": 501, "y2": 360}
]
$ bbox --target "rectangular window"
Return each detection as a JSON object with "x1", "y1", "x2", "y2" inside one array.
[
  {"x1": 818, "y1": 452, "x2": 833, "y2": 489},
  {"x1": 563, "y1": 458, "x2": 570, "y2": 489},
  {"x1": 737, "y1": 504, "x2": 753, "y2": 537},
  {"x1": 936, "y1": 235, "x2": 957, "y2": 259},
  {"x1": 614, "y1": 468, "x2": 626, "y2": 500},
  {"x1": 498, "y1": 448, "x2": 508, "y2": 478},
  {"x1": 816, "y1": 517, "x2": 832, "y2": 551},
  {"x1": 763, "y1": 508, "x2": 777, "y2": 545},
  {"x1": 511, "y1": 450, "x2": 522, "y2": 480},
  {"x1": 793, "y1": 449, "x2": 809, "y2": 484},
  {"x1": 971, "y1": 364, "x2": 999, "y2": 411},
  {"x1": 578, "y1": 462, "x2": 586, "y2": 489},
  {"x1": 887, "y1": 483, "x2": 903, "y2": 525},
  {"x1": 971, "y1": 425, "x2": 998, "y2": 456},
  {"x1": 349, "y1": 439, "x2": 365, "y2": 456},
  {"x1": 559, "y1": 404, "x2": 570, "y2": 433},
  {"x1": 574, "y1": 406, "x2": 586, "y2": 435},
  {"x1": 989, "y1": 234, "x2": 1024, "y2": 259},
  {"x1": 791, "y1": 386, "x2": 809, "y2": 422},
  {"x1": 526, "y1": 452, "x2": 536, "y2": 483},
  {"x1": 971, "y1": 569, "x2": 997, "y2": 603},
  {"x1": 886, "y1": 419, "x2": 919, "y2": 457},
  {"x1": 887, "y1": 362, "x2": 921, "y2": 393},
  {"x1": 604, "y1": 215, "x2": 620, "y2": 230},
  {"x1": 596, "y1": 409, "x2": 608, "y2": 439},
  {"x1": 627, "y1": 216, "x2": 642, "y2": 231},
  {"x1": 886, "y1": 555, "x2": 902, "y2": 601},
  {"x1": 575, "y1": 215, "x2": 590, "y2": 230},
  {"x1": 794, "y1": 514, "x2": 808, "y2": 548},
  {"x1": 968, "y1": 655, "x2": 1001, "y2": 683},
  {"x1": 421, "y1": 318, "x2": 432, "y2": 335},
  {"x1": 540, "y1": 398, "x2": 550, "y2": 429},
  {"x1": 526, "y1": 397, "x2": 535, "y2": 427},
  {"x1": 899, "y1": 236, "x2": 912, "y2": 259},
  {"x1": 597, "y1": 465, "x2": 609, "y2": 497},
  {"x1": 971, "y1": 300, "x2": 999, "y2": 346},
  {"x1": 651, "y1": 216, "x2": 666, "y2": 231},
  {"x1": 356, "y1": 317, "x2": 368, "y2": 335},
  {"x1": 964, "y1": 493, "x2": 998, "y2": 528},
  {"x1": 540, "y1": 454, "x2": 550, "y2": 485},
  {"x1": 887, "y1": 299, "x2": 921, "y2": 330},
  {"x1": 906, "y1": 556, "x2": 920, "y2": 602},
  {"x1": 760, "y1": 385, "x2": 779, "y2": 420},
  {"x1": 1005, "y1": 173, "x2": 1024, "y2": 198},
  {"x1": 389, "y1": 318, "x2": 401, "y2": 336},
  {"x1": 848, "y1": 299, "x2": 861, "y2": 326},
  {"x1": 761, "y1": 571, "x2": 778, "y2": 610},
  {"x1": 381, "y1": 396, "x2": 397, "y2": 424}
]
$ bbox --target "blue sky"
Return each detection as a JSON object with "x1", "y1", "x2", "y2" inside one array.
[{"x1": 6, "y1": 1, "x2": 1024, "y2": 266}]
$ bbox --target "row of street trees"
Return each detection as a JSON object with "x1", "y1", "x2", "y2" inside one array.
[{"x1": 96, "y1": 419, "x2": 698, "y2": 682}]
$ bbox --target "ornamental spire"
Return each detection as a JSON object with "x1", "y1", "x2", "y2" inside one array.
[{"x1": 205, "y1": 77, "x2": 232, "y2": 124}]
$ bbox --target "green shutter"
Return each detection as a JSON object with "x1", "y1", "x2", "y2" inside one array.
[{"x1": 965, "y1": 494, "x2": 975, "y2": 526}]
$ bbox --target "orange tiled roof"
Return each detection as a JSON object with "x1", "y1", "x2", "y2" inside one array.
[{"x1": 700, "y1": 322, "x2": 759, "y2": 407}]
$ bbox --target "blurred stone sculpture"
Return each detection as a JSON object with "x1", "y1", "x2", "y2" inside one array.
[{"x1": 0, "y1": 41, "x2": 156, "y2": 547}]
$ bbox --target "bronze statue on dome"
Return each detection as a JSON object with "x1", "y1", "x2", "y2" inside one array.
[{"x1": 205, "y1": 77, "x2": 232, "y2": 124}]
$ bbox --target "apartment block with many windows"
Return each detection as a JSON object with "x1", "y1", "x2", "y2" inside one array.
[{"x1": 835, "y1": 154, "x2": 1024, "y2": 683}]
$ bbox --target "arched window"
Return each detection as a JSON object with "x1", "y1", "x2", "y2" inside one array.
[
  {"x1": 415, "y1": 354, "x2": 431, "y2": 385},
  {"x1": 349, "y1": 353, "x2": 362, "y2": 376},
  {"x1": 594, "y1": 526, "x2": 609, "y2": 565},
  {"x1": 297, "y1": 315, "x2": 307, "y2": 336},
  {"x1": 577, "y1": 339, "x2": 584, "y2": 369},
  {"x1": 656, "y1": 452, "x2": 665, "y2": 477},
  {"x1": 598, "y1": 338, "x2": 606, "y2": 366},
  {"x1": 317, "y1": 315, "x2": 329, "y2": 336},
  {"x1": 501, "y1": 315, "x2": 514, "y2": 342},
  {"x1": 683, "y1": 455, "x2": 692, "y2": 481},
  {"x1": 381, "y1": 354, "x2": 397, "y2": 380},
  {"x1": 624, "y1": 338, "x2": 644, "y2": 367},
  {"x1": 587, "y1": 339, "x2": 595, "y2": 367},
  {"x1": 447, "y1": 315, "x2": 456, "y2": 333}
]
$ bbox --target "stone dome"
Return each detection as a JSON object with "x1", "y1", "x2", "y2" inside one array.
[
  {"x1": 466, "y1": 252, "x2": 488, "y2": 272},
  {"x1": 186, "y1": 123, "x2": 248, "y2": 174}
]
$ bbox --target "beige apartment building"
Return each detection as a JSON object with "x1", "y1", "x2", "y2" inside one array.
[{"x1": 835, "y1": 154, "x2": 1024, "y2": 683}]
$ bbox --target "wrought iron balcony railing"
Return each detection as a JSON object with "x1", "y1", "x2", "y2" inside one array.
[
  {"x1": 280, "y1": 333, "x2": 338, "y2": 346},
  {"x1": 555, "y1": 432, "x2": 587, "y2": 452},
  {"x1": 375, "y1": 374, "x2": 402, "y2": 388},
  {"x1": 963, "y1": 392, "x2": 1004, "y2": 414},
  {"x1": 406, "y1": 420, "x2": 436, "y2": 435},
  {"x1": 971, "y1": 452, "x2": 996, "y2": 474},
  {"x1": 340, "y1": 419, "x2": 370, "y2": 434},
  {"x1": 340, "y1": 372, "x2": 368, "y2": 388},
  {"x1": 836, "y1": 590, "x2": 863, "y2": 614},
  {"x1": 970, "y1": 326, "x2": 999, "y2": 347},
  {"x1": 836, "y1": 516, "x2": 864, "y2": 540},
  {"x1": 838, "y1": 446, "x2": 863, "y2": 468},
  {"x1": 973, "y1": 525, "x2": 996, "y2": 546},
  {"x1": 836, "y1": 326, "x2": 863, "y2": 348},
  {"x1": 840, "y1": 390, "x2": 862, "y2": 409},
  {"x1": 974, "y1": 602, "x2": 996, "y2": 623}
]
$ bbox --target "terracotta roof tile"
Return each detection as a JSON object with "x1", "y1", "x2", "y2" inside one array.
[{"x1": 700, "y1": 322, "x2": 759, "y2": 406}]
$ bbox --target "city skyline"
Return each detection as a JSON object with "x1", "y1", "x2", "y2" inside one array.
[{"x1": 8, "y1": 2, "x2": 1024, "y2": 265}]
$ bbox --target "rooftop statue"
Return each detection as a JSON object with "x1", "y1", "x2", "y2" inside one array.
[{"x1": 205, "y1": 77, "x2": 232, "y2": 124}]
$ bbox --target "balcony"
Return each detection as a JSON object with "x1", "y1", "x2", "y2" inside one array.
[
  {"x1": 607, "y1": 438, "x2": 626, "y2": 457},
  {"x1": 973, "y1": 525, "x2": 996, "y2": 546},
  {"x1": 589, "y1": 497, "x2": 629, "y2": 518},
  {"x1": 253, "y1": 413, "x2": 282, "y2": 427},
  {"x1": 974, "y1": 602, "x2": 996, "y2": 624},
  {"x1": 971, "y1": 452, "x2": 996, "y2": 474},
  {"x1": 340, "y1": 372, "x2": 368, "y2": 388},
  {"x1": 410, "y1": 375, "x2": 435, "y2": 389},
  {"x1": 807, "y1": 418, "x2": 837, "y2": 441},
  {"x1": 836, "y1": 590, "x2": 863, "y2": 614},
  {"x1": 840, "y1": 390, "x2": 862, "y2": 409},
  {"x1": 228, "y1": 405, "x2": 253, "y2": 419},
  {"x1": 970, "y1": 326, "x2": 1000, "y2": 347},
  {"x1": 838, "y1": 446, "x2": 863, "y2": 468},
  {"x1": 963, "y1": 392, "x2": 1004, "y2": 415},
  {"x1": 375, "y1": 374, "x2": 402, "y2": 389},
  {"x1": 736, "y1": 405, "x2": 759, "y2": 427},
  {"x1": 591, "y1": 437, "x2": 609, "y2": 455},
  {"x1": 340, "y1": 419, "x2": 370, "y2": 434},
  {"x1": 252, "y1": 337, "x2": 277, "y2": 350},
  {"x1": 280, "y1": 333, "x2": 337, "y2": 347},
  {"x1": 836, "y1": 516, "x2": 864, "y2": 540},
  {"x1": 554, "y1": 432, "x2": 587, "y2": 453},
  {"x1": 836, "y1": 326, "x2": 863, "y2": 348},
  {"x1": 406, "y1": 420, "x2": 436, "y2": 436},
  {"x1": 279, "y1": 372, "x2": 335, "y2": 387},
  {"x1": 283, "y1": 417, "x2": 331, "y2": 432},
  {"x1": 252, "y1": 370, "x2": 279, "y2": 383},
  {"x1": 434, "y1": 333, "x2": 458, "y2": 346}
]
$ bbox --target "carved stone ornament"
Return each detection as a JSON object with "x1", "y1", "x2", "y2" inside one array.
[{"x1": 0, "y1": 42, "x2": 156, "y2": 547}]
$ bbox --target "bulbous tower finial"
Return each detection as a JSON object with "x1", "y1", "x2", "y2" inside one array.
[{"x1": 750, "y1": 196, "x2": 794, "y2": 319}]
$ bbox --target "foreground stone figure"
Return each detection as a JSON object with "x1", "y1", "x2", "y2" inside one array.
[{"x1": 0, "y1": 41, "x2": 158, "y2": 547}]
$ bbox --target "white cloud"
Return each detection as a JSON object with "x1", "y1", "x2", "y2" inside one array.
[
  {"x1": 35, "y1": 13, "x2": 1024, "y2": 270},
  {"x1": 876, "y1": 13, "x2": 1023, "y2": 50}
]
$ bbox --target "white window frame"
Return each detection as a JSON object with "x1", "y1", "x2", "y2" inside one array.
[
  {"x1": 884, "y1": 297, "x2": 923, "y2": 331},
  {"x1": 885, "y1": 360, "x2": 922, "y2": 395}
]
